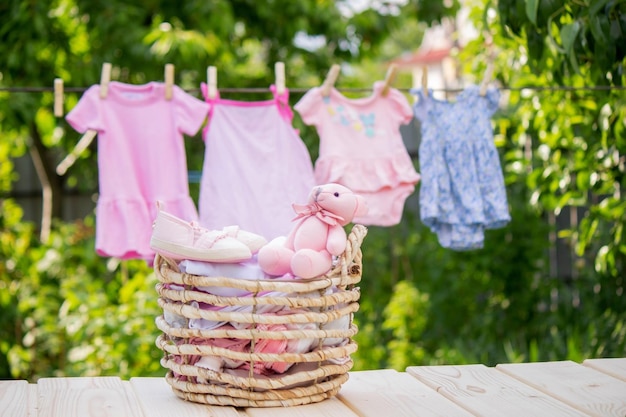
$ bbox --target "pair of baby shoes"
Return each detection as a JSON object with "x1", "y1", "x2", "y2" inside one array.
[{"x1": 150, "y1": 203, "x2": 267, "y2": 263}]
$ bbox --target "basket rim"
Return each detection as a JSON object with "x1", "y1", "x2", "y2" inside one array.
[
  {"x1": 154, "y1": 224, "x2": 367, "y2": 292},
  {"x1": 155, "y1": 264, "x2": 362, "y2": 293}
]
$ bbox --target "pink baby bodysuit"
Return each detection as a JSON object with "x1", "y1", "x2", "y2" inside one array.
[
  {"x1": 295, "y1": 82, "x2": 420, "y2": 226},
  {"x1": 66, "y1": 81, "x2": 209, "y2": 260},
  {"x1": 198, "y1": 85, "x2": 315, "y2": 241}
]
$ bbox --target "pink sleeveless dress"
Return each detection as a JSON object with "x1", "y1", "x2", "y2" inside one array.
[
  {"x1": 198, "y1": 85, "x2": 315, "y2": 240},
  {"x1": 65, "y1": 81, "x2": 209, "y2": 260}
]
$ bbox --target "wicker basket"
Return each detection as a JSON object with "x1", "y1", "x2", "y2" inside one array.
[{"x1": 154, "y1": 224, "x2": 367, "y2": 407}]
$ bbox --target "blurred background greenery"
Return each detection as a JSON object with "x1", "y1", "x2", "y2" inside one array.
[{"x1": 1, "y1": 0, "x2": 624, "y2": 381}]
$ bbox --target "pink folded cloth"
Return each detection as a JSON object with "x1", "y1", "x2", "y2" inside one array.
[
  {"x1": 177, "y1": 326, "x2": 252, "y2": 368},
  {"x1": 173, "y1": 304, "x2": 337, "y2": 376},
  {"x1": 239, "y1": 310, "x2": 321, "y2": 375},
  {"x1": 240, "y1": 323, "x2": 290, "y2": 375}
]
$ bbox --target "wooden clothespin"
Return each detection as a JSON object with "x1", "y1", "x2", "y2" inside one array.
[
  {"x1": 411, "y1": 67, "x2": 428, "y2": 102},
  {"x1": 381, "y1": 64, "x2": 398, "y2": 96},
  {"x1": 275, "y1": 61, "x2": 285, "y2": 95},
  {"x1": 57, "y1": 62, "x2": 111, "y2": 175},
  {"x1": 479, "y1": 35, "x2": 495, "y2": 97},
  {"x1": 207, "y1": 66, "x2": 218, "y2": 99},
  {"x1": 56, "y1": 130, "x2": 97, "y2": 175},
  {"x1": 479, "y1": 58, "x2": 495, "y2": 97},
  {"x1": 320, "y1": 64, "x2": 341, "y2": 97},
  {"x1": 54, "y1": 78, "x2": 64, "y2": 117},
  {"x1": 411, "y1": 68, "x2": 419, "y2": 102},
  {"x1": 164, "y1": 63, "x2": 174, "y2": 100},
  {"x1": 99, "y1": 62, "x2": 112, "y2": 99}
]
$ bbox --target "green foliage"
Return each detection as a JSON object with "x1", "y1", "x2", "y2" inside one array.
[
  {"x1": 497, "y1": 0, "x2": 625, "y2": 84},
  {"x1": 381, "y1": 280, "x2": 429, "y2": 369},
  {"x1": 0, "y1": 202, "x2": 161, "y2": 379},
  {"x1": 467, "y1": 0, "x2": 625, "y2": 284}
]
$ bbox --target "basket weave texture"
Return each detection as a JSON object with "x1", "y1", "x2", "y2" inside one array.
[{"x1": 154, "y1": 224, "x2": 367, "y2": 407}]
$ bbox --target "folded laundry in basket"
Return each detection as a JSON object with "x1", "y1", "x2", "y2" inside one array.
[{"x1": 179, "y1": 257, "x2": 271, "y2": 297}]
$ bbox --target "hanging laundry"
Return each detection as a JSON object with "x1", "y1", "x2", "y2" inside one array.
[
  {"x1": 198, "y1": 84, "x2": 315, "y2": 241},
  {"x1": 294, "y1": 81, "x2": 420, "y2": 227},
  {"x1": 65, "y1": 81, "x2": 209, "y2": 260},
  {"x1": 411, "y1": 85, "x2": 510, "y2": 250}
]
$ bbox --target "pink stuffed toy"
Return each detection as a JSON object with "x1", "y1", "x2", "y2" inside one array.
[{"x1": 258, "y1": 183, "x2": 367, "y2": 279}]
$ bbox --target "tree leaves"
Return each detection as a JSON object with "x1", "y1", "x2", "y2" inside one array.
[
  {"x1": 525, "y1": 0, "x2": 538, "y2": 25},
  {"x1": 590, "y1": 0, "x2": 612, "y2": 17},
  {"x1": 499, "y1": 0, "x2": 626, "y2": 79},
  {"x1": 560, "y1": 21, "x2": 580, "y2": 54}
]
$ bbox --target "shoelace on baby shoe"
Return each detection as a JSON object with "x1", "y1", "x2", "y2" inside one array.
[
  {"x1": 190, "y1": 222, "x2": 228, "y2": 249},
  {"x1": 222, "y1": 225, "x2": 240, "y2": 238}
]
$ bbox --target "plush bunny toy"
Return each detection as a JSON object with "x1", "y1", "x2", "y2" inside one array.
[{"x1": 258, "y1": 183, "x2": 367, "y2": 279}]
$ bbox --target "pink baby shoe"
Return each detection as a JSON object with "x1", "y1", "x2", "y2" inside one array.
[
  {"x1": 150, "y1": 204, "x2": 252, "y2": 263},
  {"x1": 222, "y1": 225, "x2": 267, "y2": 254}
]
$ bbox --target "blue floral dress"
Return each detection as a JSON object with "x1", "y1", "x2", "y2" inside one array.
[{"x1": 411, "y1": 86, "x2": 510, "y2": 250}]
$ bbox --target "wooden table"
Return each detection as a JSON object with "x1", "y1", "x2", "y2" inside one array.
[{"x1": 2, "y1": 358, "x2": 625, "y2": 416}]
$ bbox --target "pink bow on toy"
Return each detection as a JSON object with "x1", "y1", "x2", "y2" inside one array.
[{"x1": 292, "y1": 202, "x2": 345, "y2": 226}]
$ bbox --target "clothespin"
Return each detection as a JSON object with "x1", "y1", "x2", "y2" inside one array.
[
  {"x1": 381, "y1": 64, "x2": 398, "y2": 96},
  {"x1": 56, "y1": 130, "x2": 97, "y2": 175},
  {"x1": 207, "y1": 66, "x2": 218, "y2": 99},
  {"x1": 479, "y1": 58, "x2": 495, "y2": 97},
  {"x1": 275, "y1": 61, "x2": 285, "y2": 95},
  {"x1": 479, "y1": 35, "x2": 495, "y2": 97},
  {"x1": 99, "y1": 62, "x2": 112, "y2": 99},
  {"x1": 164, "y1": 63, "x2": 174, "y2": 100},
  {"x1": 410, "y1": 66, "x2": 429, "y2": 102},
  {"x1": 54, "y1": 78, "x2": 64, "y2": 117},
  {"x1": 57, "y1": 62, "x2": 110, "y2": 175},
  {"x1": 411, "y1": 68, "x2": 419, "y2": 102},
  {"x1": 321, "y1": 64, "x2": 341, "y2": 97}
]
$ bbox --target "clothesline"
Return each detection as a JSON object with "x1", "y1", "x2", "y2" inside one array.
[{"x1": 0, "y1": 85, "x2": 624, "y2": 93}]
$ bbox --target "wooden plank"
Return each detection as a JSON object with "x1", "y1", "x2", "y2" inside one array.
[
  {"x1": 0, "y1": 380, "x2": 29, "y2": 417},
  {"x1": 497, "y1": 360, "x2": 626, "y2": 417},
  {"x1": 336, "y1": 369, "x2": 475, "y2": 417},
  {"x1": 244, "y1": 397, "x2": 359, "y2": 417},
  {"x1": 583, "y1": 358, "x2": 626, "y2": 382},
  {"x1": 28, "y1": 384, "x2": 38, "y2": 417},
  {"x1": 129, "y1": 377, "x2": 242, "y2": 417},
  {"x1": 407, "y1": 364, "x2": 588, "y2": 417},
  {"x1": 37, "y1": 377, "x2": 145, "y2": 417},
  {"x1": 130, "y1": 378, "x2": 358, "y2": 417}
]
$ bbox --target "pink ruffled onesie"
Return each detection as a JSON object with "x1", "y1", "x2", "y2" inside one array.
[
  {"x1": 66, "y1": 81, "x2": 209, "y2": 259},
  {"x1": 295, "y1": 82, "x2": 420, "y2": 226}
]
